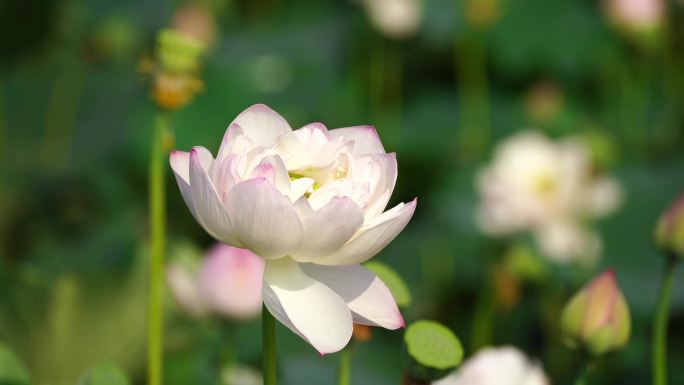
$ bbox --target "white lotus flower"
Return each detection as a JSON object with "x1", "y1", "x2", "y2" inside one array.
[
  {"x1": 476, "y1": 131, "x2": 621, "y2": 263},
  {"x1": 169, "y1": 104, "x2": 415, "y2": 353},
  {"x1": 433, "y1": 346, "x2": 549, "y2": 385},
  {"x1": 361, "y1": 0, "x2": 423, "y2": 39}
]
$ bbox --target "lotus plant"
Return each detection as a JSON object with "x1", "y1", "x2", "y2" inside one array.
[
  {"x1": 476, "y1": 131, "x2": 622, "y2": 264},
  {"x1": 561, "y1": 270, "x2": 631, "y2": 357},
  {"x1": 433, "y1": 346, "x2": 549, "y2": 385},
  {"x1": 652, "y1": 191, "x2": 684, "y2": 385},
  {"x1": 166, "y1": 243, "x2": 265, "y2": 320},
  {"x1": 169, "y1": 104, "x2": 416, "y2": 381}
]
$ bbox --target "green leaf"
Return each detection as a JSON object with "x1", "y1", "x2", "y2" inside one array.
[
  {"x1": 0, "y1": 343, "x2": 30, "y2": 385},
  {"x1": 77, "y1": 365, "x2": 130, "y2": 385},
  {"x1": 363, "y1": 261, "x2": 412, "y2": 307},
  {"x1": 402, "y1": 320, "x2": 463, "y2": 382}
]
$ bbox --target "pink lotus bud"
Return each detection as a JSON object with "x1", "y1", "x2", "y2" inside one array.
[
  {"x1": 198, "y1": 244, "x2": 265, "y2": 319},
  {"x1": 605, "y1": 0, "x2": 664, "y2": 39},
  {"x1": 655, "y1": 191, "x2": 684, "y2": 259},
  {"x1": 561, "y1": 269, "x2": 631, "y2": 356}
]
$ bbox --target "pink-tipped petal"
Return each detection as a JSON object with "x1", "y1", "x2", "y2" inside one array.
[
  {"x1": 301, "y1": 263, "x2": 404, "y2": 330},
  {"x1": 224, "y1": 178, "x2": 303, "y2": 259},
  {"x1": 290, "y1": 197, "x2": 364, "y2": 263},
  {"x1": 189, "y1": 148, "x2": 240, "y2": 245},
  {"x1": 329, "y1": 125, "x2": 385, "y2": 156},
  {"x1": 231, "y1": 104, "x2": 292, "y2": 147},
  {"x1": 353, "y1": 153, "x2": 398, "y2": 218},
  {"x1": 316, "y1": 199, "x2": 417, "y2": 266},
  {"x1": 262, "y1": 258, "x2": 353, "y2": 354},
  {"x1": 170, "y1": 150, "x2": 199, "y2": 220}
]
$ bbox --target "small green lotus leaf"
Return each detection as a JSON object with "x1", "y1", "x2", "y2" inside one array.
[
  {"x1": 364, "y1": 261, "x2": 412, "y2": 307},
  {"x1": 403, "y1": 320, "x2": 463, "y2": 381}
]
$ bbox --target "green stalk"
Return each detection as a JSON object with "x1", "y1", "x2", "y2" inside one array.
[
  {"x1": 337, "y1": 348, "x2": 351, "y2": 385},
  {"x1": 41, "y1": 61, "x2": 87, "y2": 171},
  {"x1": 574, "y1": 357, "x2": 596, "y2": 385},
  {"x1": 262, "y1": 305, "x2": 277, "y2": 385},
  {"x1": 455, "y1": 32, "x2": 490, "y2": 163},
  {"x1": 470, "y1": 268, "x2": 495, "y2": 352},
  {"x1": 652, "y1": 255, "x2": 678, "y2": 385},
  {"x1": 148, "y1": 111, "x2": 170, "y2": 385},
  {"x1": 574, "y1": 360, "x2": 589, "y2": 385}
]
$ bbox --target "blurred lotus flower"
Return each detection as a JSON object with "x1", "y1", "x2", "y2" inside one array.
[
  {"x1": 167, "y1": 243, "x2": 264, "y2": 320},
  {"x1": 170, "y1": 104, "x2": 416, "y2": 353},
  {"x1": 433, "y1": 346, "x2": 549, "y2": 385},
  {"x1": 476, "y1": 131, "x2": 622, "y2": 263},
  {"x1": 561, "y1": 270, "x2": 631, "y2": 356},
  {"x1": 199, "y1": 244, "x2": 265, "y2": 319},
  {"x1": 605, "y1": 0, "x2": 664, "y2": 39},
  {"x1": 655, "y1": 191, "x2": 684, "y2": 259},
  {"x1": 361, "y1": 0, "x2": 423, "y2": 39}
]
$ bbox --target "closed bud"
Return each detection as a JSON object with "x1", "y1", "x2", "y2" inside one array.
[
  {"x1": 561, "y1": 270, "x2": 631, "y2": 356},
  {"x1": 156, "y1": 29, "x2": 206, "y2": 74},
  {"x1": 655, "y1": 192, "x2": 684, "y2": 259}
]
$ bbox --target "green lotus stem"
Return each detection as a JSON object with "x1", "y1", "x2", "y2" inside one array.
[
  {"x1": 337, "y1": 347, "x2": 351, "y2": 385},
  {"x1": 574, "y1": 362, "x2": 589, "y2": 385},
  {"x1": 455, "y1": 32, "x2": 490, "y2": 163},
  {"x1": 470, "y1": 269, "x2": 495, "y2": 352},
  {"x1": 652, "y1": 255, "x2": 678, "y2": 385},
  {"x1": 41, "y1": 61, "x2": 87, "y2": 171},
  {"x1": 263, "y1": 305, "x2": 277, "y2": 385},
  {"x1": 148, "y1": 111, "x2": 169, "y2": 385}
]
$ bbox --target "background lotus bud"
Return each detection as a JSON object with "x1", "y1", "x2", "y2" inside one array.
[
  {"x1": 156, "y1": 29, "x2": 206, "y2": 74},
  {"x1": 561, "y1": 270, "x2": 631, "y2": 356},
  {"x1": 655, "y1": 192, "x2": 684, "y2": 259},
  {"x1": 604, "y1": 0, "x2": 664, "y2": 48},
  {"x1": 171, "y1": 3, "x2": 217, "y2": 48},
  {"x1": 362, "y1": 0, "x2": 423, "y2": 40},
  {"x1": 198, "y1": 244, "x2": 265, "y2": 320}
]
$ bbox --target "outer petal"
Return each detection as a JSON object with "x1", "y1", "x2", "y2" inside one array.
[
  {"x1": 316, "y1": 199, "x2": 417, "y2": 265},
  {"x1": 290, "y1": 197, "x2": 364, "y2": 263},
  {"x1": 225, "y1": 178, "x2": 303, "y2": 259},
  {"x1": 352, "y1": 153, "x2": 398, "y2": 219},
  {"x1": 232, "y1": 104, "x2": 292, "y2": 147},
  {"x1": 170, "y1": 150, "x2": 197, "y2": 220},
  {"x1": 329, "y1": 125, "x2": 385, "y2": 156},
  {"x1": 189, "y1": 148, "x2": 240, "y2": 245},
  {"x1": 262, "y1": 258, "x2": 353, "y2": 354},
  {"x1": 300, "y1": 263, "x2": 404, "y2": 329}
]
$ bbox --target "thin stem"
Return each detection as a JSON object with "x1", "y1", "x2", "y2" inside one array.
[
  {"x1": 41, "y1": 61, "x2": 87, "y2": 171},
  {"x1": 262, "y1": 305, "x2": 277, "y2": 385},
  {"x1": 470, "y1": 267, "x2": 495, "y2": 352},
  {"x1": 574, "y1": 362, "x2": 589, "y2": 385},
  {"x1": 337, "y1": 347, "x2": 351, "y2": 385},
  {"x1": 148, "y1": 111, "x2": 170, "y2": 385},
  {"x1": 455, "y1": 32, "x2": 490, "y2": 163},
  {"x1": 652, "y1": 255, "x2": 678, "y2": 385}
]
